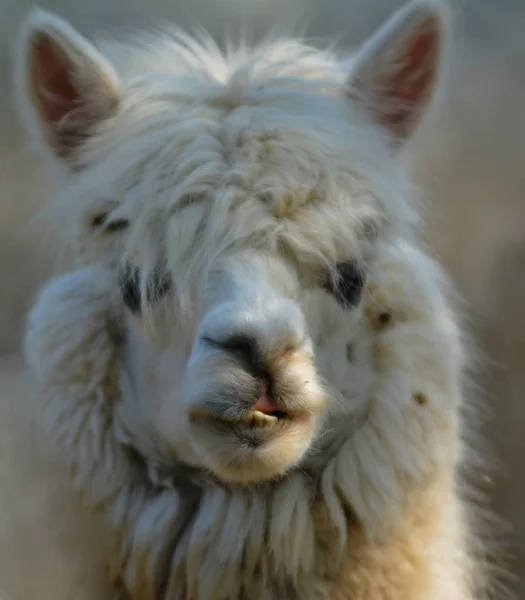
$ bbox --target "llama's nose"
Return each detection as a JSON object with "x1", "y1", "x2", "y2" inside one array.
[
  {"x1": 184, "y1": 296, "x2": 322, "y2": 424},
  {"x1": 197, "y1": 297, "x2": 310, "y2": 367}
]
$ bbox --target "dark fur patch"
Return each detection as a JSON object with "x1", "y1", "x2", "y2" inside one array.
[
  {"x1": 413, "y1": 392, "x2": 428, "y2": 406},
  {"x1": 378, "y1": 311, "x2": 392, "y2": 327}
]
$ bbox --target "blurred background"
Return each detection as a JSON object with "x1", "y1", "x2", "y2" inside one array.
[{"x1": 0, "y1": 0, "x2": 523, "y2": 595}]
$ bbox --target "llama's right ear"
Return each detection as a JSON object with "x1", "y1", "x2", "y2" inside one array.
[
  {"x1": 346, "y1": 1, "x2": 448, "y2": 148},
  {"x1": 16, "y1": 8, "x2": 120, "y2": 165}
]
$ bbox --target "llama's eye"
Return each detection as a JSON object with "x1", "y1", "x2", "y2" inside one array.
[
  {"x1": 119, "y1": 266, "x2": 141, "y2": 312},
  {"x1": 149, "y1": 268, "x2": 172, "y2": 303},
  {"x1": 104, "y1": 219, "x2": 129, "y2": 232},
  {"x1": 118, "y1": 265, "x2": 172, "y2": 313},
  {"x1": 323, "y1": 262, "x2": 366, "y2": 308},
  {"x1": 90, "y1": 212, "x2": 129, "y2": 233},
  {"x1": 91, "y1": 212, "x2": 108, "y2": 228}
]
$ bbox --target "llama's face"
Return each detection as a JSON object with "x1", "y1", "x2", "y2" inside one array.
[
  {"x1": 109, "y1": 144, "x2": 381, "y2": 484},
  {"x1": 18, "y1": 2, "x2": 445, "y2": 484}
]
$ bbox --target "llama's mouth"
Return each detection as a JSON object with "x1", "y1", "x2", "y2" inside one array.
[
  {"x1": 189, "y1": 405, "x2": 309, "y2": 429},
  {"x1": 189, "y1": 388, "x2": 311, "y2": 430},
  {"x1": 241, "y1": 407, "x2": 309, "y2": 427},
  {"x1": 189, "y1": 382, "x2": 312, "y2": 429},
  {"x1": 186, "y1": 381, "x2": 319, "y2": 483},
  {"x1": 247, "y1": 386, "x2": 301, "y2": 424}
]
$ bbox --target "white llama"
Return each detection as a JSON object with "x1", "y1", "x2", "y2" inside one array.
[{"x1": 7, "y1": 1, "x2": 496, "y2": 598}]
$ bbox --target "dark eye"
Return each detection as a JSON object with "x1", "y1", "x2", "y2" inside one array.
[
  {"x1": 91, "y1": 212, "x2": 130, "y2": 233},
  {"x1": 104, "y1": 219, "x2": 129, "y2": 232},
  {"x1": 118, "y1": 265, "x2": 172, "y2": 313},
  {"x1": 119, "y1": 265, "x2": 142, "y2": 312},
  {"x1": 91, "y1": 213, "x2": 108, "y2": 228},
  {"x1": 323, "y1": 262, "x2": 366, "y2": 308}
]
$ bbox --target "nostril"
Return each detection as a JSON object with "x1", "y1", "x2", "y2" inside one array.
[
  {"x1": 218, "y1": 335, "x2": 257, "y2": 359},
  {"x1": 201, "y1": 334, "x2": 260, "y2": 371}
]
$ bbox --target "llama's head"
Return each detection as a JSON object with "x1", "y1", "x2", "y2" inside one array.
[{"x1": 17, "y1": 2, "x2": 447, "y2": 485}]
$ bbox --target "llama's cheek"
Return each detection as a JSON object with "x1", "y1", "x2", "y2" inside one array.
[
  {"x1": 147, "y1": 373, "x2": 196, "y2": 449},
  {"x1": 122, "y1": 322, "x2": 194, "y2": 446}
]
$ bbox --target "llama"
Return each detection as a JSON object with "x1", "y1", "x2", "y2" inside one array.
[{"x1": 9, "y1": 1, "x2": 494, "y2": 598}]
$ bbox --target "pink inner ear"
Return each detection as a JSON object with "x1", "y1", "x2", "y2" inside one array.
[
  {"x1": 382, "y1": 22, "x2": 438, "y2": 127},
  {"x1": 32, "y1": 33, "x2": 81, "y2": 127},
  {"x1": 30, "y1": 33, "x2": 92, "y2": 159}
]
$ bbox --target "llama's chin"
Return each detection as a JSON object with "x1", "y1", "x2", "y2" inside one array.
[{"x1": 189, "y1": 415, "x2": 318, "y2": 484}]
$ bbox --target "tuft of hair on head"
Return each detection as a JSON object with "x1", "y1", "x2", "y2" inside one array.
[
  {"x1": 15, "y1": 7, "x2": 121, "y2": 167},
  {"x1": 346, "y1": 0, "x2": 450, "y2": 149}
]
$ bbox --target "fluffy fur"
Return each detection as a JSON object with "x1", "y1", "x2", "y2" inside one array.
[{"x1": 8, "y1": 1, "x2": 496, "y2": 598}]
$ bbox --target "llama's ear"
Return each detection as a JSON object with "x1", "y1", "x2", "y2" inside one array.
[
  {"x1": 16, "y1": 8, "x2": 120, "y2": 164},
  {"x1": 347, "y1": 1, "x2": 447, "y2": 147}
]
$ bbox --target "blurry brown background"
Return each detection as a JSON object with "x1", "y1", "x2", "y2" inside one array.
[{"x1": 0, "y1": 0, "x2": 524, "y2": 595}]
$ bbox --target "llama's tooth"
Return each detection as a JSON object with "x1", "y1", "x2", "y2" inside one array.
[{"x1": 252, "y1": 410, "x2": 278, "y2": 424}]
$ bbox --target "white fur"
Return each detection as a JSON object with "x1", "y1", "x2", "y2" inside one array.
[{"x1": 9, "y1": 2, "x2": 494, "y2": 598}]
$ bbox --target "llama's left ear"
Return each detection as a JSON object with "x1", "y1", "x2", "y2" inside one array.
[
  {"x1": 15, "y1": 8, "x2": 121, "y2": 165},
  {"x1": 347, "y1": 1, "x2": 448, "y2": 147}
]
